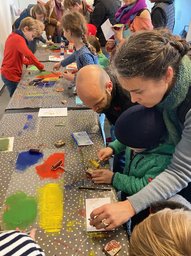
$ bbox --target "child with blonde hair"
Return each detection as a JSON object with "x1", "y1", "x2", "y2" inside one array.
[
  {"x1": 130, "y1": 208, "x2": 191, "y2": 256},
  {"x1": 1, "y1": 17, "x2": 44, "y2": 96},
  {"x1": 88, "y1": 35, "x2": 109, "y2": 68},
  {"x1": 53, "y1": 11, "x2": 98, "y2": 82}
]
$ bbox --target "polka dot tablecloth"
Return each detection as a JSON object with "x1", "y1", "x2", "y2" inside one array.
[{"x1": 0, "y1": 110, "x2": 129, "y2": 255}]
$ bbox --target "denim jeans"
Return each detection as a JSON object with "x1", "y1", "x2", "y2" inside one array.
[{"x1": 1, "y1": 74, "x2": 18, "y2": 97}]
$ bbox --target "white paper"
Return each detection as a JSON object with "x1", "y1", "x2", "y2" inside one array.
[
  {"x1": 0, "y1": 137, "x2": 14, "y2": 152},
  {"x1": 72, "y1": 131, "x2": 93, "y2": 146},
  {"x1": 38, "y1": 108, "x2": 68, "y2": 117},
  {"x1": 86, "y1": 197, "x2": 111, "y2": 232},
  {"x1": 66, "y1": 62, "x2": 77, "y2": 70},
  {"x1": 101, "y1": 19, "x2": 114, "y2": 41},
  {"x1": 49, "y1": 55, "x2": 64, "y2": 62}
]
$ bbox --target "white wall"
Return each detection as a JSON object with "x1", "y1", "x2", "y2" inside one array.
[
  {"x1": 0, "y1": 2, "x2": 12, "y2": 65},
  {"x1": 146, "y1": 0, "x2": 154, "y2": 11}
]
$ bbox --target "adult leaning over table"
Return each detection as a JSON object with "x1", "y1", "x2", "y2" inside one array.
[{"x1": 90, "y1": 29, "x2": 191, "y2": 230}]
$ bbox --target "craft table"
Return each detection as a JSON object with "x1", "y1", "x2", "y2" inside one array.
[
  {"x1": 5, "y1": 47, "x2": 88, "y2": 111},
  {"x1": 0, "y1": 110, "x2": 101, "y2": 150},
  {"x1": 0, "y1": 110, "x2": 129, "y2": 255}
]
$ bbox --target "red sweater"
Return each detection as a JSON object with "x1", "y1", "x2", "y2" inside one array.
[{"x1": 1, "y1": 32, "x2": 44, "y2": 82}]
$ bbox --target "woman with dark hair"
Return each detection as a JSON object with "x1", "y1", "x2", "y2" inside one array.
[
  {"x1": 106, "y1": 0, "x2": 153, "y2": 58},
  {"x1": 89, "y1": 29, "x2": 191, "y2": 231}
]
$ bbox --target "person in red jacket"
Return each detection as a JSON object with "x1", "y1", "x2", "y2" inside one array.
[{"x1": 1, "y1": 17, "x2": 44, "y2": 97}]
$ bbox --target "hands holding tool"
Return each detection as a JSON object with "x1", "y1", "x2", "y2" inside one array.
[
  {"x1": 97, "y1": 147, "x2": 113, "y2": 161},
  {"x1": 91, "y1": 168, "x2": 113, "y2": 184},
  {"x1": 87, "y1": 147, "x2": 114, "y2": 184}
]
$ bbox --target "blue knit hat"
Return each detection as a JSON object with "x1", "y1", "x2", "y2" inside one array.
[{"x1": 115, "y1": 105, "x2": 167, "y2": 148}]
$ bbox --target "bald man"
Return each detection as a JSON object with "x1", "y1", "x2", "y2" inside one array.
[
  {"x1": 76, "y1": 65, "x2": 135, "y2": 173},
  {"x1": 76, "y1": 65, "x2": 134, "y2": 125}
]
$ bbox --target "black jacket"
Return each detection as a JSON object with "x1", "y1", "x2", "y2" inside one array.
[
  {"x1": 90, "y1": 0, "x2": 121, "y2": 46},
  {"x1": 103, "y1": 72, "x2": 135, "y2": 125},
  {"x1": 151, "y1": 0, "x2": 175, "y2": 32}
]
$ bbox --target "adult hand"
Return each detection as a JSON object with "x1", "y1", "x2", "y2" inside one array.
[
  {"x1": 53, "y1": 62, "x2": 61, "y2": 70},
  {"x1": 98, "y1": 147, "x2": 113, "y2": 161},
  {"x1": 91, "y1": 168, "x2": 113, "y2": 184},
  {"x1": 90, "y1": 200, "x2": 136, "y2": 230}
]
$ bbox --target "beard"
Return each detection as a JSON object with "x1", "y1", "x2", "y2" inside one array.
[{"x1": 96, "y1": 90, "x2": 112, "y2": 113}]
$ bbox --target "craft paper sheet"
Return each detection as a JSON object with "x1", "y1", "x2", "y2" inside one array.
[
  {"x1": 101, "y1": 19, "x2": 114, "y2": 41},
  {"x1": 49, "y1": 55, "x2": 64, "y2": 62},
  {"x1": 0, "y1": 137, "x2": 14, "y2": 152},
  {"x1": 86, "y1": 197, "x2": 111, "y2": 232},
  {"x1": 38, "y1": 108, "x2": 68, "y2": 117}
]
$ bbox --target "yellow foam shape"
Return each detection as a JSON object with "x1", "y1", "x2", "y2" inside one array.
[{"x1": 38, "y1": 183, "x2": 63, "y2": 233}]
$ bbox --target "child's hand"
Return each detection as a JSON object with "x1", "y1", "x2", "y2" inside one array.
[
  {"x1": 15, "y1": 228, "x2": 37, "y2": 240},
  {"x1": 63, "y1": 71, "x2": 75, "y2": 81},
  {"x1": 91, "y1": 168, "x2": 113, "y2": 184},
  {"x1": 98, "y1": 147, "x2": 113, "y2": 161},
  {"x1": 53, "y1": 62, "x2": 61, "y2": 70},
  {"x1": 46, "y1": 40, "x2": 54, "y2": 45},
  {"x1": 29, "y1": 228, "x2": 37, "y2": 240},
  {"x1": 105, "y1": 39, "x2": 116, "y2": 53}
]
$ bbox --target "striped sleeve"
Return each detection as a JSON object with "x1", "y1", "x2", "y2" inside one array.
[{"x1": 0, "y1": 231, "x2": 45, "y2": 256}]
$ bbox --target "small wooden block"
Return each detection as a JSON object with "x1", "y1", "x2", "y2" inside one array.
[
  {"x1": 61, "y1": 100, "x2": 67, "y2": 105},
  {"x1": 54, "y1": 140, "x2": 65, "y2": 148},
  {"x1": 86, "y1": 168, "x2": 94, "y2": 175},
  {"x1": 55, "y1": 88, "x2": 64, "y2": 92},
  {"x1": 103, "y1": 240, "x2": 122, "y2": 256}
]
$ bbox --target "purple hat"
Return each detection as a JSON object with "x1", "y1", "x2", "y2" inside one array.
[{"x1": 115, "y1": 105, "x2": 166, "y2": 148}]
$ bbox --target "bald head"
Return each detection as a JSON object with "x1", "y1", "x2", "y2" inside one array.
[{"x1": 76, "y1": 65, "x2": 113, "y2": 112}]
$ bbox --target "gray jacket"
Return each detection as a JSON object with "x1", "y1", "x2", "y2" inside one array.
[{"x1": 128, "y1": 109, "x2": 191, "y2": 213}]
